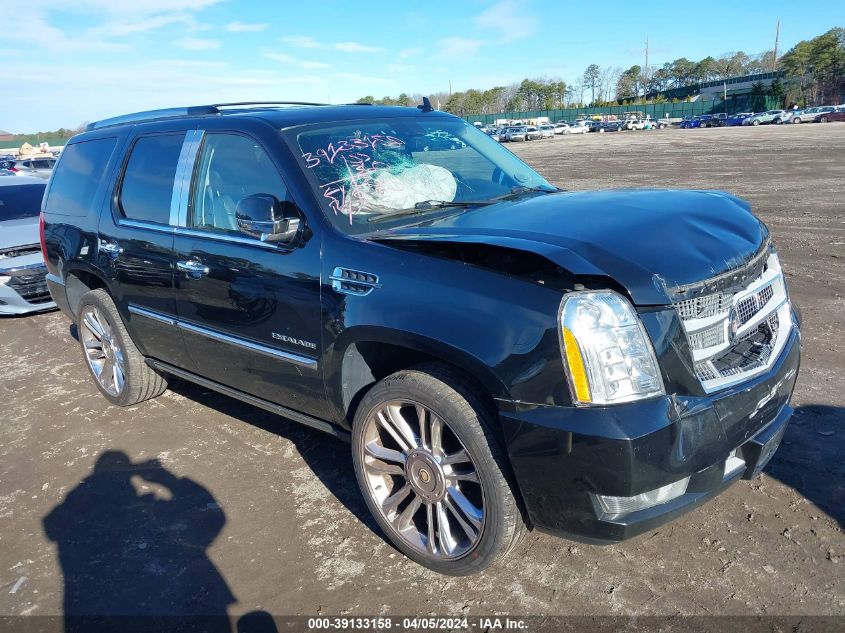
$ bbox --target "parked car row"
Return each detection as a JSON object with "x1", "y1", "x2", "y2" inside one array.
[
  {"x1": 680, "y1": 104, "x2": 845, "y2": 129},
  {"x1": 483, "y1": 117, "x2": 668, "y2": 140},
  {"x1": 775, "y1": 105, "x2": 845, "y2": 124}
]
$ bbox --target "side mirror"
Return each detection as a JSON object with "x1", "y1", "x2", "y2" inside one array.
[{"x1": 235, "y1": 194, "x2": 301, "y2": 244}]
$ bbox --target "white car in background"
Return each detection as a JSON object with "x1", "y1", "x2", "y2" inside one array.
[
  {"x1": 9, "y1": 157, "x2": 56, "y2": 180},
  {"x1": 503, "y1": 126, "x2": 527, "y2": 142},
  {"x1": 564, "y1": 122, "x2": 589, "y2": 135},
  {"x1": 553, "y1": 122, "x2": 570, "y2": 134},
  {"x1": 0, "y1": 176, "x2": 57, "y2": 314},
  {"x1": 539, "y1": 124, "x2": 555, "y2": 139}
]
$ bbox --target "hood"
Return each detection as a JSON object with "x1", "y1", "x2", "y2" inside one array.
[
  {"x1": 373, "y1": 189, "x2": 768, "y2": 305},
  {"x1": 0, "y1": 216, "x2": 40, "y2": 251}
]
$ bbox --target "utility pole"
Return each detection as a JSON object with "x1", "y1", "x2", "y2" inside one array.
[
  {"x1": 773, "y1": 20, "x2": 780, "y2": 71},
  {"x1": 643, "y1": 36, "x2": 649, "y2": 97}
]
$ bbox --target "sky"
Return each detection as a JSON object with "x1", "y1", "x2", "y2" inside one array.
[{"x1": 0, "y1": 0, "x2": 837, "y2": 133}]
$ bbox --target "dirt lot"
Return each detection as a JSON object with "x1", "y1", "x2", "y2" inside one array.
[{"x1": 1, "y1": 124, "x2": 843, "y2": 621}]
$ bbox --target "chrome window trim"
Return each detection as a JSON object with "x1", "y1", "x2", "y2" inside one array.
[
  {"x1": 174, "y1": 129, "x2": 205, "y2": 228},
  {"x1": 172, "y1": 227, "x2": 280, "y2": 249},
  {"x1": 115, "y1": 219, "x2": 280, "y2": 249},
  {"x1": 127, "y1": 303, "x2": 318, "y2": 370},
  {"x1": 116, "y1": 218, "x2": 175, "y2": 234}
]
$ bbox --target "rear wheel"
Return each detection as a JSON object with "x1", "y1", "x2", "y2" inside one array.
[
  {"x1": 820, "y1": 115, "x2": 829, "y2": 123},
  {"x1": 793, "y1": 117, "x2": 802, "y2": 124},
  {"x1": 77, "y1": 289, "x2": 167, "y2": 406},
  {"x1": 753, "y1": 119, "x2": 760, "y2": 126},
  {"x1": 351, "y1": 365, "x2": 524, "y2": 575}
]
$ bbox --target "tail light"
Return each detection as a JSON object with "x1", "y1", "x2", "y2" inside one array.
[
  {"x1": 9, "y1": 166, "x2": 18, "y2": 173},
  {"x1": 39, "y1": 212, "x2": 48, "y2": 263}
]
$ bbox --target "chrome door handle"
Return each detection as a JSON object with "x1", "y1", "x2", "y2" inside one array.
[{"x1": 176, "y1": 259, "x2": 209, "y2": 279}]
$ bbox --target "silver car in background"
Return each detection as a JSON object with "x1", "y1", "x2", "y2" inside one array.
[
  {"x1": 504, "y1": 126, "x2": 528, "y2": 142},
  {"x1": 10, "y1": 157, "x2": 56, "y2": 179},
  {"x1": 742, "y1": 110, "x2": 786, "y2": 125},
  {"x1": 790, "y1": 106, "x2": 836, "y2": 124},
  {"x1": 0, "y1": 176, "x2": 56, "y2": 314}
]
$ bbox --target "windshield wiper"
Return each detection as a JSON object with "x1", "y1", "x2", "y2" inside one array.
[
  {"x1": 367, "y1": 199, "x2": 494, "y2": 223},
  {"x1": 367, "y1": 187, "x2": 559, "y2": 224},
  {"x1": 496, "y1": 185, "x2": 561, "y2": 199}
]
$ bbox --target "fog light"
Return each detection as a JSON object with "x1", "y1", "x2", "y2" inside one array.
[{"x1": 595, "y1": 477, "x2": 690, "y2": 516}]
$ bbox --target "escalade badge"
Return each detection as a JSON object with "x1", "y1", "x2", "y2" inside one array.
[{"x1": 272, "y1": 333, "x2": 317, "y2": 349}]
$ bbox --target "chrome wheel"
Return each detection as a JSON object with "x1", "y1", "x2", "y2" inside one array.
[
  {"x1": 359, "y1": 400, "x2": 485, "y2": 560},
  {"x1": 80, "y1": 306, "x2": 126, "y2": 397}
]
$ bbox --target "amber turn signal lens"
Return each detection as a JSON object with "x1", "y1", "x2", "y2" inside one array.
[{"x1": 563, "y1": 327, "x2": 592, "y2": 403}]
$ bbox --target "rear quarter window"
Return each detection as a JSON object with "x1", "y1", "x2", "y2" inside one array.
[
  {"x1": 45, "y1": 137, "x2": 118, "y2": 217},
  {"x1": 118, "y1": 133, "x2": 184, "y2": 225}
]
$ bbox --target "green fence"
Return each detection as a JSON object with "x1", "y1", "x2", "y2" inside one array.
[
  {"x1": 461, "y1": 95, "x2": 782, "y2": 125},
  {"x1": 0, "y1": 134, "x2": 72, "y2": 151}
]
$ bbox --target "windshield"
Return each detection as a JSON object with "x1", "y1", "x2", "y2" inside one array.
[
  {"x1": 285, "y1": 116, "x2": 554, "y2": 234},
  {"x1": 0, "y1": 183, "x2": 46, "y2": 221}
]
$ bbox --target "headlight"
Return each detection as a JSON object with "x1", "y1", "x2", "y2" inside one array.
[{"x1": 559, "y1": 290, "x2": 664, "y2": 405}]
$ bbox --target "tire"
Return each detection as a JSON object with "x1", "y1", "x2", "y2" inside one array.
[
  {"x1": 820, "y1": 116, "x2": 829, "y2": 123},
  {"x1": 793, "y1": 118, "x2": 801, "y2": 124},
  {"x1": 77, "y1": 289, "x2": 167, "y2": 406},
  {"x1": 753, "y1": 120, "x2": 760, "y2": 126},
  {"x1": 351, "y1": 364, "x2": 525, "y2": 575}
]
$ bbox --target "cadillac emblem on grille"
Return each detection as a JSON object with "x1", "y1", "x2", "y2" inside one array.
[{"x1": 727, "y1": 306, "x2": 740, "y2": 345}]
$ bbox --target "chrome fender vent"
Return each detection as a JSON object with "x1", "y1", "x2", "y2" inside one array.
[{"x1": 330, "y1": 267, "x2": 381, "y2": 296}]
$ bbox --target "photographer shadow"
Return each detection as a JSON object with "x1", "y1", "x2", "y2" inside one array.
[{"x1": 43, "y1": 450, "x2": 278, "y2": 633}]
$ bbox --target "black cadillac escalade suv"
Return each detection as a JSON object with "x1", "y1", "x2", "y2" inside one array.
[{"x1": 41, "y1": 101, "x2": 800, "y2": 575}]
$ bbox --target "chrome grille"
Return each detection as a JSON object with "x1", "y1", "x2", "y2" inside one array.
[
  {"x1": 673, "y1": 249, "x2": 791, "y2": 392},
  {"x1": 675, "y1": 292, "x2": 731, "y2": 320},
  {"x1": 8, "y1": 269, "x2": 52, "y2": 304},
  {"x1": 687, "y1": 324, "x2": 725, "y2": 350},
  {"x1": 0, "y1": 244, "x2": 41, "y2": 259},
  {"x1": 736, "y1": 283, "x2": 774, "y2": 325}
]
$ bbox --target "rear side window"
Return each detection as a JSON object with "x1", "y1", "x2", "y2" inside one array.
[
  {"x1": 45, "y1": 138, "x2": 117, "y2": 216},
  {"x1": 0, "y1": 183, "x2": 47, "y2": 221},
  {"x1": 119, "y1": 133, "x2": 184, "y2": 225}
]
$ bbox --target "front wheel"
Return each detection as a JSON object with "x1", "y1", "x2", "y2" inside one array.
[
  {"x1": 820, "y1": 116, "x2": 829, "y2": 123},
  {"x1": 753, "y1": 120, "x2": 760, "y2": 125},
  {"x1": 351, "y1": 365, "x2": 524, "y2": 575}
]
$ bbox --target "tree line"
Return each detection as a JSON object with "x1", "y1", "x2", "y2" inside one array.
[{"x1": 357, "y1": 27, "x2": 843, "y2": 115}]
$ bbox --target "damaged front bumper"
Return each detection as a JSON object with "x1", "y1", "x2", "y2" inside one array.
[{"x1": 496, "y1": 325, "x2": 801, "y2": 543}]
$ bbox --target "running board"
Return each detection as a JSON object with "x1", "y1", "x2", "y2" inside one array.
[{"x1": 146, "y1": 359, "x2": 351, "y2": 442}]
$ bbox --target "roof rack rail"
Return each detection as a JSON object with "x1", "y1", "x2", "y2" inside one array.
[
  {"x1": 86, "y1": 106, "x2": 219, "y2": 131},
  {"x1": 86, "y1": 101, "x2": 329, "y2": 131},
  {"x1": 211, "y1": 101, "x2": 328, "y2": 108}
]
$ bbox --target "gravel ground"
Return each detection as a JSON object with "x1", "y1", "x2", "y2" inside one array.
[{"x1": 0, "y1": 123, "x2": 843, "y2": 621}]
